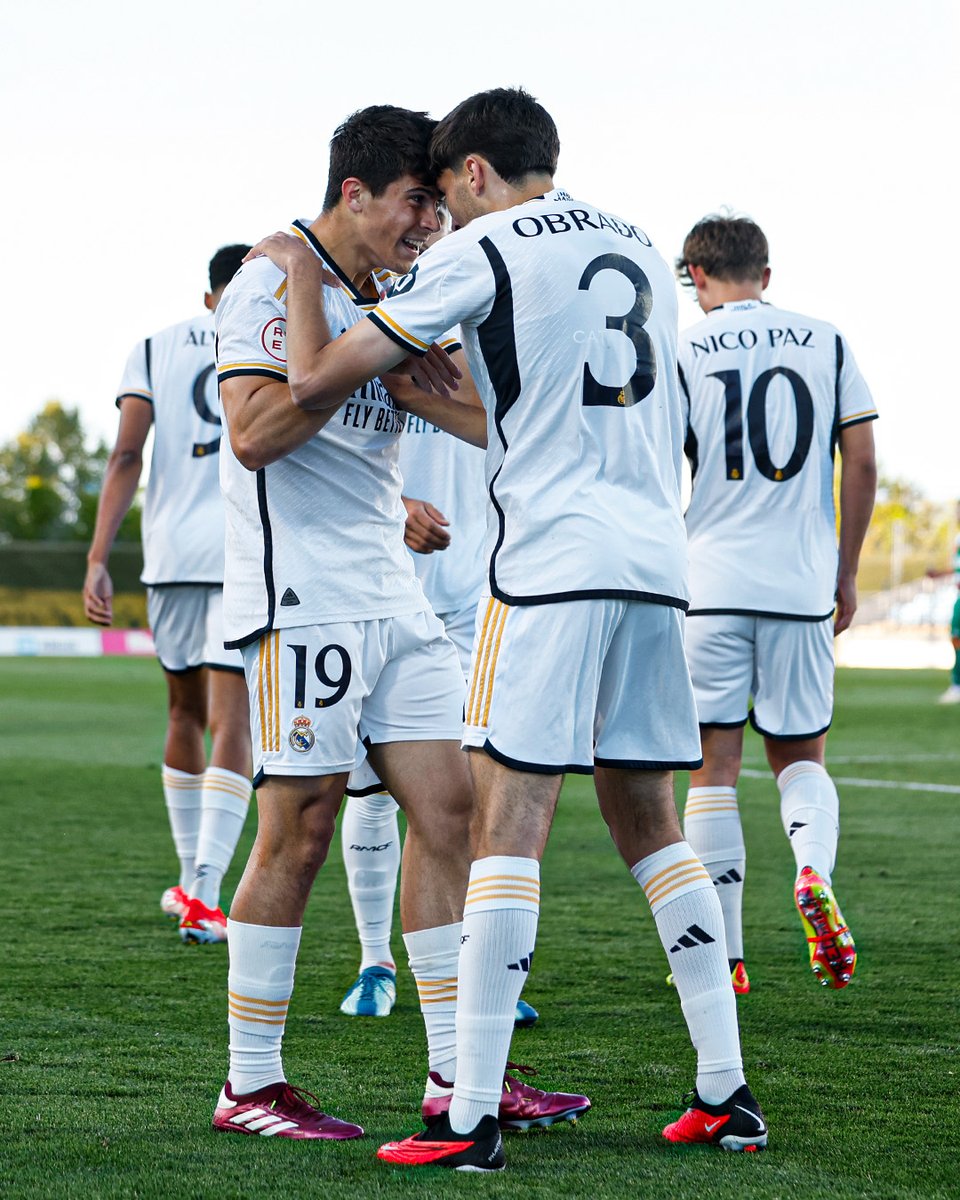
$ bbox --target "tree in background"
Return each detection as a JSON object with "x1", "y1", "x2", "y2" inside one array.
[
  {"x1": 857, "y1": 473, "x2": 954, "y2": 592},
  {"x1": 0, "y1": 402, "x2": 141, "y2": 543}
]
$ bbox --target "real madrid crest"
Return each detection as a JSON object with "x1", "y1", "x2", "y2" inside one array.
[{"x1": 289, "y1": 715, "x2": 315, "y2": 753}]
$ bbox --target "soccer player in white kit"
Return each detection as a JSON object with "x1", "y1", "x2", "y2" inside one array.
[
  {"x1": 210, "y1": 105, "x2": 585, "y2": 1144},
  {"x1": 245, "y1": 89, "x2": 766, "y2": 1168},
  {"x1": 83, "y1": 245, "x2": 254, "y2": 945},
  {"x1": 339, "y1": 371, "x2": 540, "y2": 1030},
  {"x1": 675, "y1": 215, "x2": 878, "y2": 993}
]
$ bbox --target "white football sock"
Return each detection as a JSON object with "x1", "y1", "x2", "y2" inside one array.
[
  {"x1": 684, "y1": 786, "x2": 746, "y2": 962},
  {"x1": 449, "y1": 857, "x2": 540, "y2": 1134},
  {"x1": 226, "y1": 919, "x2": 300, "y2": 1095},
  {"x1": 777, "y1": 761, "x2": 839, "y2": 884},
  {"x1": 161, "y1": 765, "x2": 203, "y2": 891},
  {"x1": 632, "y1": 842, "x2": 744, "y2": 1105},
  {"x1": 404, "y1": 922, "x2": 461, "y2": 1085},
  {"x1": 343, "y1": 793, "x2": 401, "y2": 970},
  {"x1": 191, "y1": 767, "x2": 251, "y2": 910}
]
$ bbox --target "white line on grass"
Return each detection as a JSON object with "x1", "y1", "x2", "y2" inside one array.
[{"x1": 739, "y1": 768, "x2": 960, "y2": 795}]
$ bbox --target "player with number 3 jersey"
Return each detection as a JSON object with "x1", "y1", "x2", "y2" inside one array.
[
  {"x1": 675, "y1": 214, "x2": 877, "y2": 998},
  {"x1": 245, "y1": 88, "x2": 765, "y2": 1167}
]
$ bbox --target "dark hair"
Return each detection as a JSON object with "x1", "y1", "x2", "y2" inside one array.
[
  {"x1": 322, "y1": 106, "x2": 437, "y2": 211},
  {"x1": 675, "y1": 215, "x2": 768, "y2": 287},
  {"x1": 430, "y1": 87, "x2": 559, "y2": 185},
  {"x1": 208, "y1": 244, "x2": 252, "y2": 292}
]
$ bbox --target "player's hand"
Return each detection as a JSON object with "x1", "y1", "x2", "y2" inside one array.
[
  {"x1": 834, "y1": 570, "x2": 857, "y2": 634},
  {"x1": 402, "y1": 496, "x2": 451, "y2": 553},
  {"x1": 243, "y1": 234, "x2": 340, "y2": 288},
  {"x1": 83, "y1": 562, "x2": 114, "y2": 626},
  {"x1": 391, "y1": 344, "x2": 462, "y2": 402}
]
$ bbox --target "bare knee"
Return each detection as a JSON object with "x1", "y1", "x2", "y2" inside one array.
[{"x1": 764, "y1": 734, "x2": 826, "y2": 779}]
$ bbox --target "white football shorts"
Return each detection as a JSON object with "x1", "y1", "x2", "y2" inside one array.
[
  {"x1": 243, "y1": 610, "x2": 465, "y2": 785},
  {"x1": 685, "y1": 613, "x2": 834, "y2": 739},
  {"x1": 147, "y1": 585, "x2": 243, "y2": 674},
  {"x1": 435, "y1": 601, "x2": 478, "y2": 679},
  {"x1": 463, "y1": 595, "x2": 702, "y2": 773},
  {"x1": 344, "y1": 600, "x2": 476, "y2": 796}
]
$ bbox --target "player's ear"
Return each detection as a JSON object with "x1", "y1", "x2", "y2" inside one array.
[
  {"x1": 761, "y1": 266, "x2": 771, "y2": 291},
  {"x1": 342, "y1": 178, "x2": 366, "y2": 212},
  {"x1": 464, "y1": 155, "x2": 485, "y2": 195},
  {"x1": 688, "y1": 264, "x2": 707, "y2": 290},
  {"x1": 203, "y1": 291, "x2": 215, "y2": 312}
]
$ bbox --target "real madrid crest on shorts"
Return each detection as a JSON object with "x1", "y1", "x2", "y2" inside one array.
[{"x1": 289, "y1": 715, "x2": 315, "y2": 753}]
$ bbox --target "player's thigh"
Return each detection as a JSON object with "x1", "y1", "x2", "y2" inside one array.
[
  {"x1": 684, "y1": 613, "x2": 755, "y2": 729},
  {"x1": 369, "y1": 737, "x2": 473, "y2": 842},
  {"x1": 163, "y1": 664, "x2": 208, "y2": 726},
  {"x1": 147, "y1": 585, "x2": 207, "y2": 674},
  {"x1": 595, "y1": 602, "x2": 701, "y2": 769},
  {"x1": 241, "y1": 622, "x2": 379, "y2": 787},
  {"x1": 752, "y1": 617, "x2": 834, "y2": 739}
]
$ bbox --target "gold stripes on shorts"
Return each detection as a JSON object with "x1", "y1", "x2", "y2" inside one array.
[
  {"x1": 228, "y1": 990, "x2": 289, "y2": 1027},
  {"x1": 641, "y1": 857, "x2": 711, "y2": 908},
  {"x1": 257, "y1": 631, "x2": 281, "y2": 753},
  {"x1": 466, "y1": 598, "x2": 509, "y2": 728}
]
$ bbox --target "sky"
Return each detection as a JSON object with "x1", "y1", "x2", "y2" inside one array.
[{"x1": 1, "y1": 0, "x2": 957, "y2": 498}]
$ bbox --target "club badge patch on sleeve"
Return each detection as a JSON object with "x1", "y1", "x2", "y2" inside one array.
[{"x1": 261, "y1": 318, "x2": 287, "y2": 362}]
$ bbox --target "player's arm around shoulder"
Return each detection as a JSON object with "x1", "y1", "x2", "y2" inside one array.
[{"x1": 835, "y1": 419, "x2": 878, "y2": 634}]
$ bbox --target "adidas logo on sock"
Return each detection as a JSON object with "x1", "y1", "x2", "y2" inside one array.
[
  {"x1": 669, "y1": 924, "x2": 717, "y2": 953},
  {"x1": 507, "y1": 950, "x2": 535, "y2": 972},
  {"x1": 788, "y1": 821, "x2": 807, "y2": 838},
  {"x1": 714, "y1": 868, "x2": 743, "y2": 885}
]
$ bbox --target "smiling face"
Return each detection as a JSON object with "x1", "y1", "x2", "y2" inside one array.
[{"x1": 360, "y1": 174, "x2": 441, "y2": 273}]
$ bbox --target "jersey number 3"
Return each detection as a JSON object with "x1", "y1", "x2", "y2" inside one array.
[{"x1": 578, "y1": 254, "x2": 657, "y2": 408}]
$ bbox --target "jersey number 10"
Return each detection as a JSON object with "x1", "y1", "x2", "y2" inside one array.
[{"x1": 708, "y1": 367, "x2": 814, "y2": 482}]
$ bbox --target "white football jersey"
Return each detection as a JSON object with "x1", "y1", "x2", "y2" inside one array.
[
  {"x1": 679, "y1": 300, "x2": 878, "y2": 618},
  {"x1": 116, "y1": 314, "x2": 225, "y2": 585},
  {"x1": 371, "y1": 188, "x2": 689, "y2": 610},
  {"x1": 398, "y1": 383, "x2": 487, "y2": 614},
  {"x1": 215, "y1": 220, "x2": 426, "y2": 647}
]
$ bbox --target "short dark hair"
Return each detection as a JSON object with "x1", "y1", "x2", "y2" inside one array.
[
  {"x1": 322, "y1": 106, "x2": 437, "y2": 211},
  {"x1": 676, "y1": 216, "x2": 769, "y2": 287},
  {"x1": 208, "y1": 244, "x2": 251, "y2": 292},
  {"x1": 430, "y1": 87, "x2": 559, "y2": 185}
]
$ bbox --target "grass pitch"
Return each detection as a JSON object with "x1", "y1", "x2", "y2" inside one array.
[{"x1": 1, "y1": 659, "x2": 957, "y2": 1198}]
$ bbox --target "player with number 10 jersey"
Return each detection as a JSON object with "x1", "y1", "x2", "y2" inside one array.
[{"x1": 679, "y1": 299, "x2": 877, "y2": 620}]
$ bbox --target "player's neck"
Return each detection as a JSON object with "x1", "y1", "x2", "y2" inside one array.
[
  {"x1": 306, "y1": 212, "x2": 376, "y2": 292},
  {"x1": 697, "y1": 279, "x2": 764, "y2": 313}
]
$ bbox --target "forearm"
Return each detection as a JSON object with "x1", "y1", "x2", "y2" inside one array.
[
  {"x1": 838, "y1": 457, "x2": 877, "y2": 576},
  {"x1": 394, "y1": 383, "x2": 487, "y2": 448},
  {"x1": 87, "y1": 451, "x2": 142, "y2": 564}
]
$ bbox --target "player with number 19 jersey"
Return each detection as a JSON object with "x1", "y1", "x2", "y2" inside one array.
[
  {"x1": 216, "y1": 221, "x2": 427, "y2": 649},
  {"x1": 679, "y1": 301, "x2": 877, "y2": 618},
  {"x1": 117, "y1": 316, "x2": 226, "y2": 585},
  {"x1": 371, "y1": 188, "x2": 689, "y2": 611}
]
